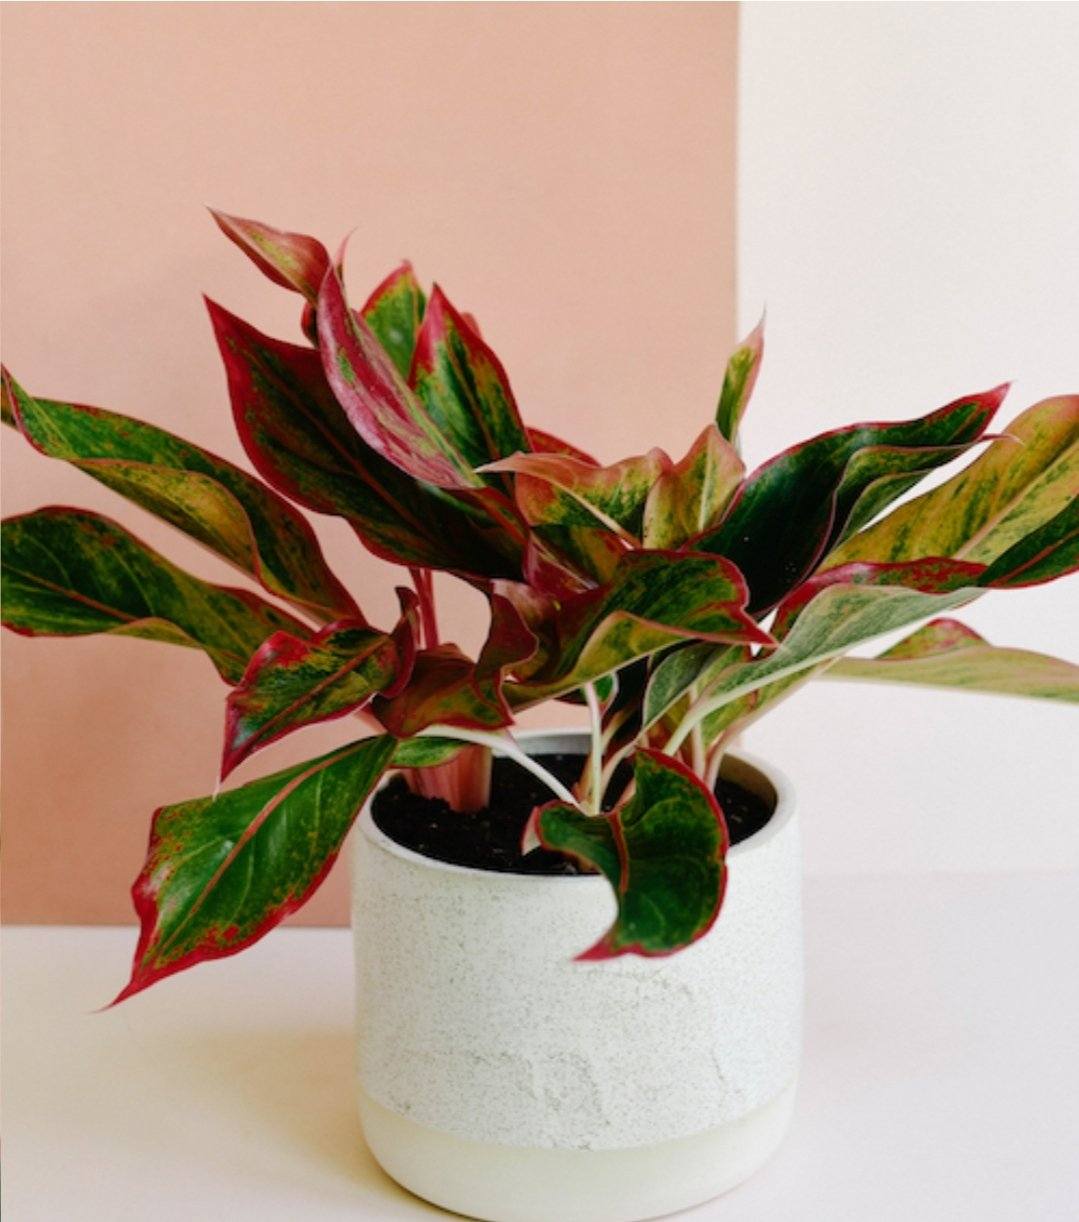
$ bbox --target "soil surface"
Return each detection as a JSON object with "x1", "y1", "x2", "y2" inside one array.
[{"x1": 372, "y1": 752, "x2": 773, "y2": 876}]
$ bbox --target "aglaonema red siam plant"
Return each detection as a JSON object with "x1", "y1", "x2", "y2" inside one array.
[{"x1": 3, "y1": 211, "x2": 1077, "y2": 999}]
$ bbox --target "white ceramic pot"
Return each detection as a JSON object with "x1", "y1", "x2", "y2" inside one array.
[{"x1": 352, "y1": 730, "x2": 802, "y2": 1222}]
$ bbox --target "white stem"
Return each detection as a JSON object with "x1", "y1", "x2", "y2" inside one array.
[
  {"x1": 583, "y1": 683, "x2": 604, "y2": 815},
  {"x1": 688, "y1": 684, "x2": 705, "y2": 776},
  {"x1": 417, "y1": 726, "x2": 580, "y2": 808}
]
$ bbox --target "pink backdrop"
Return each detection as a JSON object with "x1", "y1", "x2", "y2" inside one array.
[{"x1": 1, "y1": 3, "x2": 738, "y2": 924}]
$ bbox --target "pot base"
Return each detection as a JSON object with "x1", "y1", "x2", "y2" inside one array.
[{"x1": 359, "y1": 1080, "x2": 797, "y2": 1222}]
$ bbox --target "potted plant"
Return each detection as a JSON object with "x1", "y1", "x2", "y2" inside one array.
[{"x1": 3, "y1": 212, "x2": 1076, "y2": 1222}]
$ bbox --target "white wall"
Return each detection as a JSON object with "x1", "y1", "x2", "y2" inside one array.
[{"x1": 737, "y1": 4, "x2": 1079, "y2": 873}]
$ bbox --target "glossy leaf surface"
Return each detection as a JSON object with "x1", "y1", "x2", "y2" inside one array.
[
  {"x1": 3, "y1": 370, "x2": 356, "y2": 621},
  {"x1": 698, "y1": 387, "x2": 1005, "y2": 611},
  {"x1": 114, "y1": 735, "x2": 394, "y2": 1002},
  {"x1": 828, "y1": 618, "x2": 1079, "y2": 702},
  {"x1": 537, "y1": 750, "x2": 728, "y2": 959},
  {"x1": 1, "y1": 509, "x2": 303, "y2": 682}
]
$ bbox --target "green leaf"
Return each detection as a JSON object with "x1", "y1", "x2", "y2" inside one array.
[
  {"x1": 2, "y1": 369, "x2": 357, "y2": 621},
  {"x1": 222, "y1": 591, "x2": 418, "y2": 778},
  {"x1": 208, "y1": 300, "x2": 522, "y2": 579},
  {"x1": 537, "y1": 750, "x2": 728, "y2": 958},
  {"x1": 361, "y1": 262, "x2": 427, "y2": 380},
  {"x1": 715, "y1": 316, "x2": 764, "y2": 445},
  {"x1": 210, "y1": 209, "x2": 329, "y2": 302},
  {"x1": 113, "y1": 735, "x2": 395, "y2": 1002},
  {"x1": 411, "y1": 285, "x2": 532, "y2": 472},
  {"x1": 509, "y1": 550, "x2": 773, "y2": 705},
  {"x1": 487, "y1": 448, "x2": 671, "y2": 539},
  {"x1": 976, "y1": 499, "x2": 1079, "y2": 587},
  {"x1": 389, "y1": 736, "x2": 464, "y2": 768},
  {"x1": 642, "y1": 642, "x2": 745, "y2": 731},
  {"x1": 827, "y1": 395, "x2": 1079, "y2": 569},
  {"x1": 698, "y1": 385, "x2": 1006, "y2": 611},
  {"x1": 827, "y1": 618, "x2": 1079, "y2": 702},
  {"x1": 1, "y1": 509, "x2": 305, "y2": 683},
  {"x1": 643, "y1": 424, "x2": 744, "y2": 549},
  {"x1": 317, "y1": 264, "x2": 482, "y2": 489}
]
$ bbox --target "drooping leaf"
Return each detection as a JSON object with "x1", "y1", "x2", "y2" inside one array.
[
  {"x1": 537, "y1": 750, "x2": 728, "y2": 959},
  {"x1": 827, "y1": 618, "x2": 1079, "y2": 702},
  {"x1": 222, "y1": 590, "x2": 418, "y2": 778},
  {"x1": 410, "y1": 285, "x2": 531, "y2": 471},
  {"x1": 113, "y1": 735, "x2": 395, "y2": 1002},
  {"x1": 317, "y1": 264, "x2": 481, "y2": 489},
  {"x1": 361, "y1": 261, "x2": 427, "y2": 380},
  {"x1": 210, "y1": 209, "x2": 329, "y2": 302},
  {"x1": 715, "y1": 316, "x2": 764, "y2": 445},
  {"x1": 487, "y1": 448, "x2": 671, "y2": 540},
  {"x1": 643, "y1": 424, "x2": 744, "y2": 548},
  {"x1": 1, "y1": 509, "x2": 304, "y2": 683},
  {"x1": 2, "y1": 369, "x2": 357, "y2": 621},
  {"x1": 697, "y1": 386, "x2": 1006, "y2": 611},
  {"x1": 826, "y1": 395, "x2": 1079, "y2": 569},
  {"x1": 374, "y1": 594, "x2": 537, "y2": 735},
  {"x1": 208, "y1": 300, "x2": 522, "y2": 579},
  {"x1": 509, "y1": 550, "x2": 773, "y2": 705}
]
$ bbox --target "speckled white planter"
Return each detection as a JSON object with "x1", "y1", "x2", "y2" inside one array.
[{"x1": 352, "y1": 730, "x2": 802, "y2": 1222}]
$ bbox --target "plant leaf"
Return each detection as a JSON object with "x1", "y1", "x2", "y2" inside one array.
[
  {"x1": 222, "y1": 590, "x2": 419, "y2": 778},
  {"x1": 826, "y1": 395, "x2": 1079, "y2": 569},
  {"x1": 537, "y1": 750, "x2": 728, "y2": 959},
  {"x1": 643, "y1": 424, "x2": 744, "y2": 548},
  {"x1": 509, "y1": 550, "x2": 773, "y2": 705},
  {"x1": 389, "y1": 737, "x2": 464, "y2": 768},
  {"x1": 827, "y1": 618, "x2": 1079, "y2": 702},
  {"x1": 361, "y1": 262, "x2": 427, "y2": 380},
  {"x1": 1, "y1": 508, "x2": 305, "y2": 682},
  {"x1": 208, "y1": 300, "x2": 521, "y2": 579},
  {"x1": 210, "y1": 209, "x2": 330, "y2": 301},
  {"x1": 697, "y1": 385, "x2": 1006, "y2": 611},
  {"x1": 410, "y1": 285, "x2": 531, "y2": 471},
  {"x1": 976, "y1": 499, "x2": 1079, "y2": 587},
  {"x1": 317, "y1": 264, "x2": 482, "y2": 489},
  {"x1": 374, "y1": 594, "x2": 537, "y2": 735},
  {"x1": 2, "y1": 369, "x2": 356, "y2": 621},
  {"x1": 642, "y1": 642, "x2": 745, "y2": 731},
  {"x1": 526, "y1": 429, "x2": 597, "y2": 465},
  {"x1": 487, "y1": 448, "x2": 671, "y2": 540},
  {"x1": 113, "y1": 735, "x2": 395, "y2": 1002},
  {"x1": 715, "y1": 316, "x2": 764, "y2": 445}
]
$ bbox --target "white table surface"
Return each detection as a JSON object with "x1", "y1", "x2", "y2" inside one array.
[{"x1": 4, "y1": 872, "x2": 1078, "y2": 1222}]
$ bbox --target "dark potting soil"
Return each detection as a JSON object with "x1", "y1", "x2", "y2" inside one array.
[{"x1": 372, "y1": 753, "x2": 773, "y2": 876}]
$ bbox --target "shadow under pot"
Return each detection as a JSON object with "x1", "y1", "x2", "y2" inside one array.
[{"x1": 351, "y1": 729, "x2": 803, "y2": 1222}]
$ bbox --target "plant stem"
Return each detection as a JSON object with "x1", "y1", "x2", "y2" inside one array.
[
  {"x1": 410, "y1": 567, "x2": 439, "y2": 648},
  {"x1": 583, "y1": 682, "x2": 604, "y2": 815},
  {"x1": 416, "y1": 726, "x2": 580, "y2": 808}
]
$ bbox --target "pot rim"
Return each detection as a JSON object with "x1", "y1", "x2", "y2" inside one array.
[{"x1": 357, "y1": 727, "x2": 796, "y2": 884}]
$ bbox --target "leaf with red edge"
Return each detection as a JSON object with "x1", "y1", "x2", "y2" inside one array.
[
  {"x1": 362, "y1": 262, "x2": 427, "y2": 380},
  {"x1": 317, "y1": 264, "x2": 481, "y2": 489},
  {"x1": 827, "y1": 396, "x2": 1079, "y2": 571},
  {"x1": 374, "y1": 594, "x2": 538, "y2": 735},
  {"x1": 410, "y1": 285, "x2": 531, "y2": 471},
  {"x1": 210, "y1": 209, "x2": 329, "y2": 302},
  {"x1": 487, "y1": 448, "x2": 671, "y2": 540},
  {"x1": 1, "y1": 508, "x2": 305, "y2": 683},
  {"x1": 526, "y1": 429, "x2": 597, "y2": 465},
  {"x1": 222, "y1": 590, "x2": 419, "y2": 778},
  {"x1": 644, "y1": 424, "x2": 744, "y2": 548},
  {"x1": 3, "y1": 368, "x2": 357, "y2": 622},
  {"x1": 976, "y1": 499, "x2": 1079, "y2": 587},
  {"x1": 113, "y1": 735, "x2": 395, "y2": 1003},
  {"x1": 697, "y1": 385, "x2": 1007, "y2": 612},
  {"x1": 509, "y1": 550, "x2": 772, "y2": 705},
  {"x1": 715, "y1": 316, "x2": 764, "y2": 445},
  {"x1": 827, "y1": 618, "x2": 1079, "y2": 702},
  {"x1": 536, "y1": 750, "x2": 728, "y2": 959},
  {"x1": 208, "y1": 300, "x2": 522, "y2": 579}
]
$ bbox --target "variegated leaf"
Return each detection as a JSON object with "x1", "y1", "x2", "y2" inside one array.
[
  {"x1": 827, "y1": 618, "x2": 1079, "y2": 702},
  {"x1": 361, "y1": 261, "x2": 427, "y2": 380},
  {"x1": 536, "y1": 750, "x2": 728, "y2": 958},
  {"x1": 210, "y1": 209, "x2": 329, "y2": 302},
  {"x1": 113, "y1": 735, "x2": 394, "y2": 1002},
  {"x1": 2, "y1": 369, "x2": 357, "y2": 621},
  {"x1": 715, "y1": 317, "x2": 764, "y2": 445},
  {"x1": 1, "y1": 508, "x2": 304, "y2": 683},
  {"x1": 643, "y1": 424, "x2": 744, "y2": 548}
]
